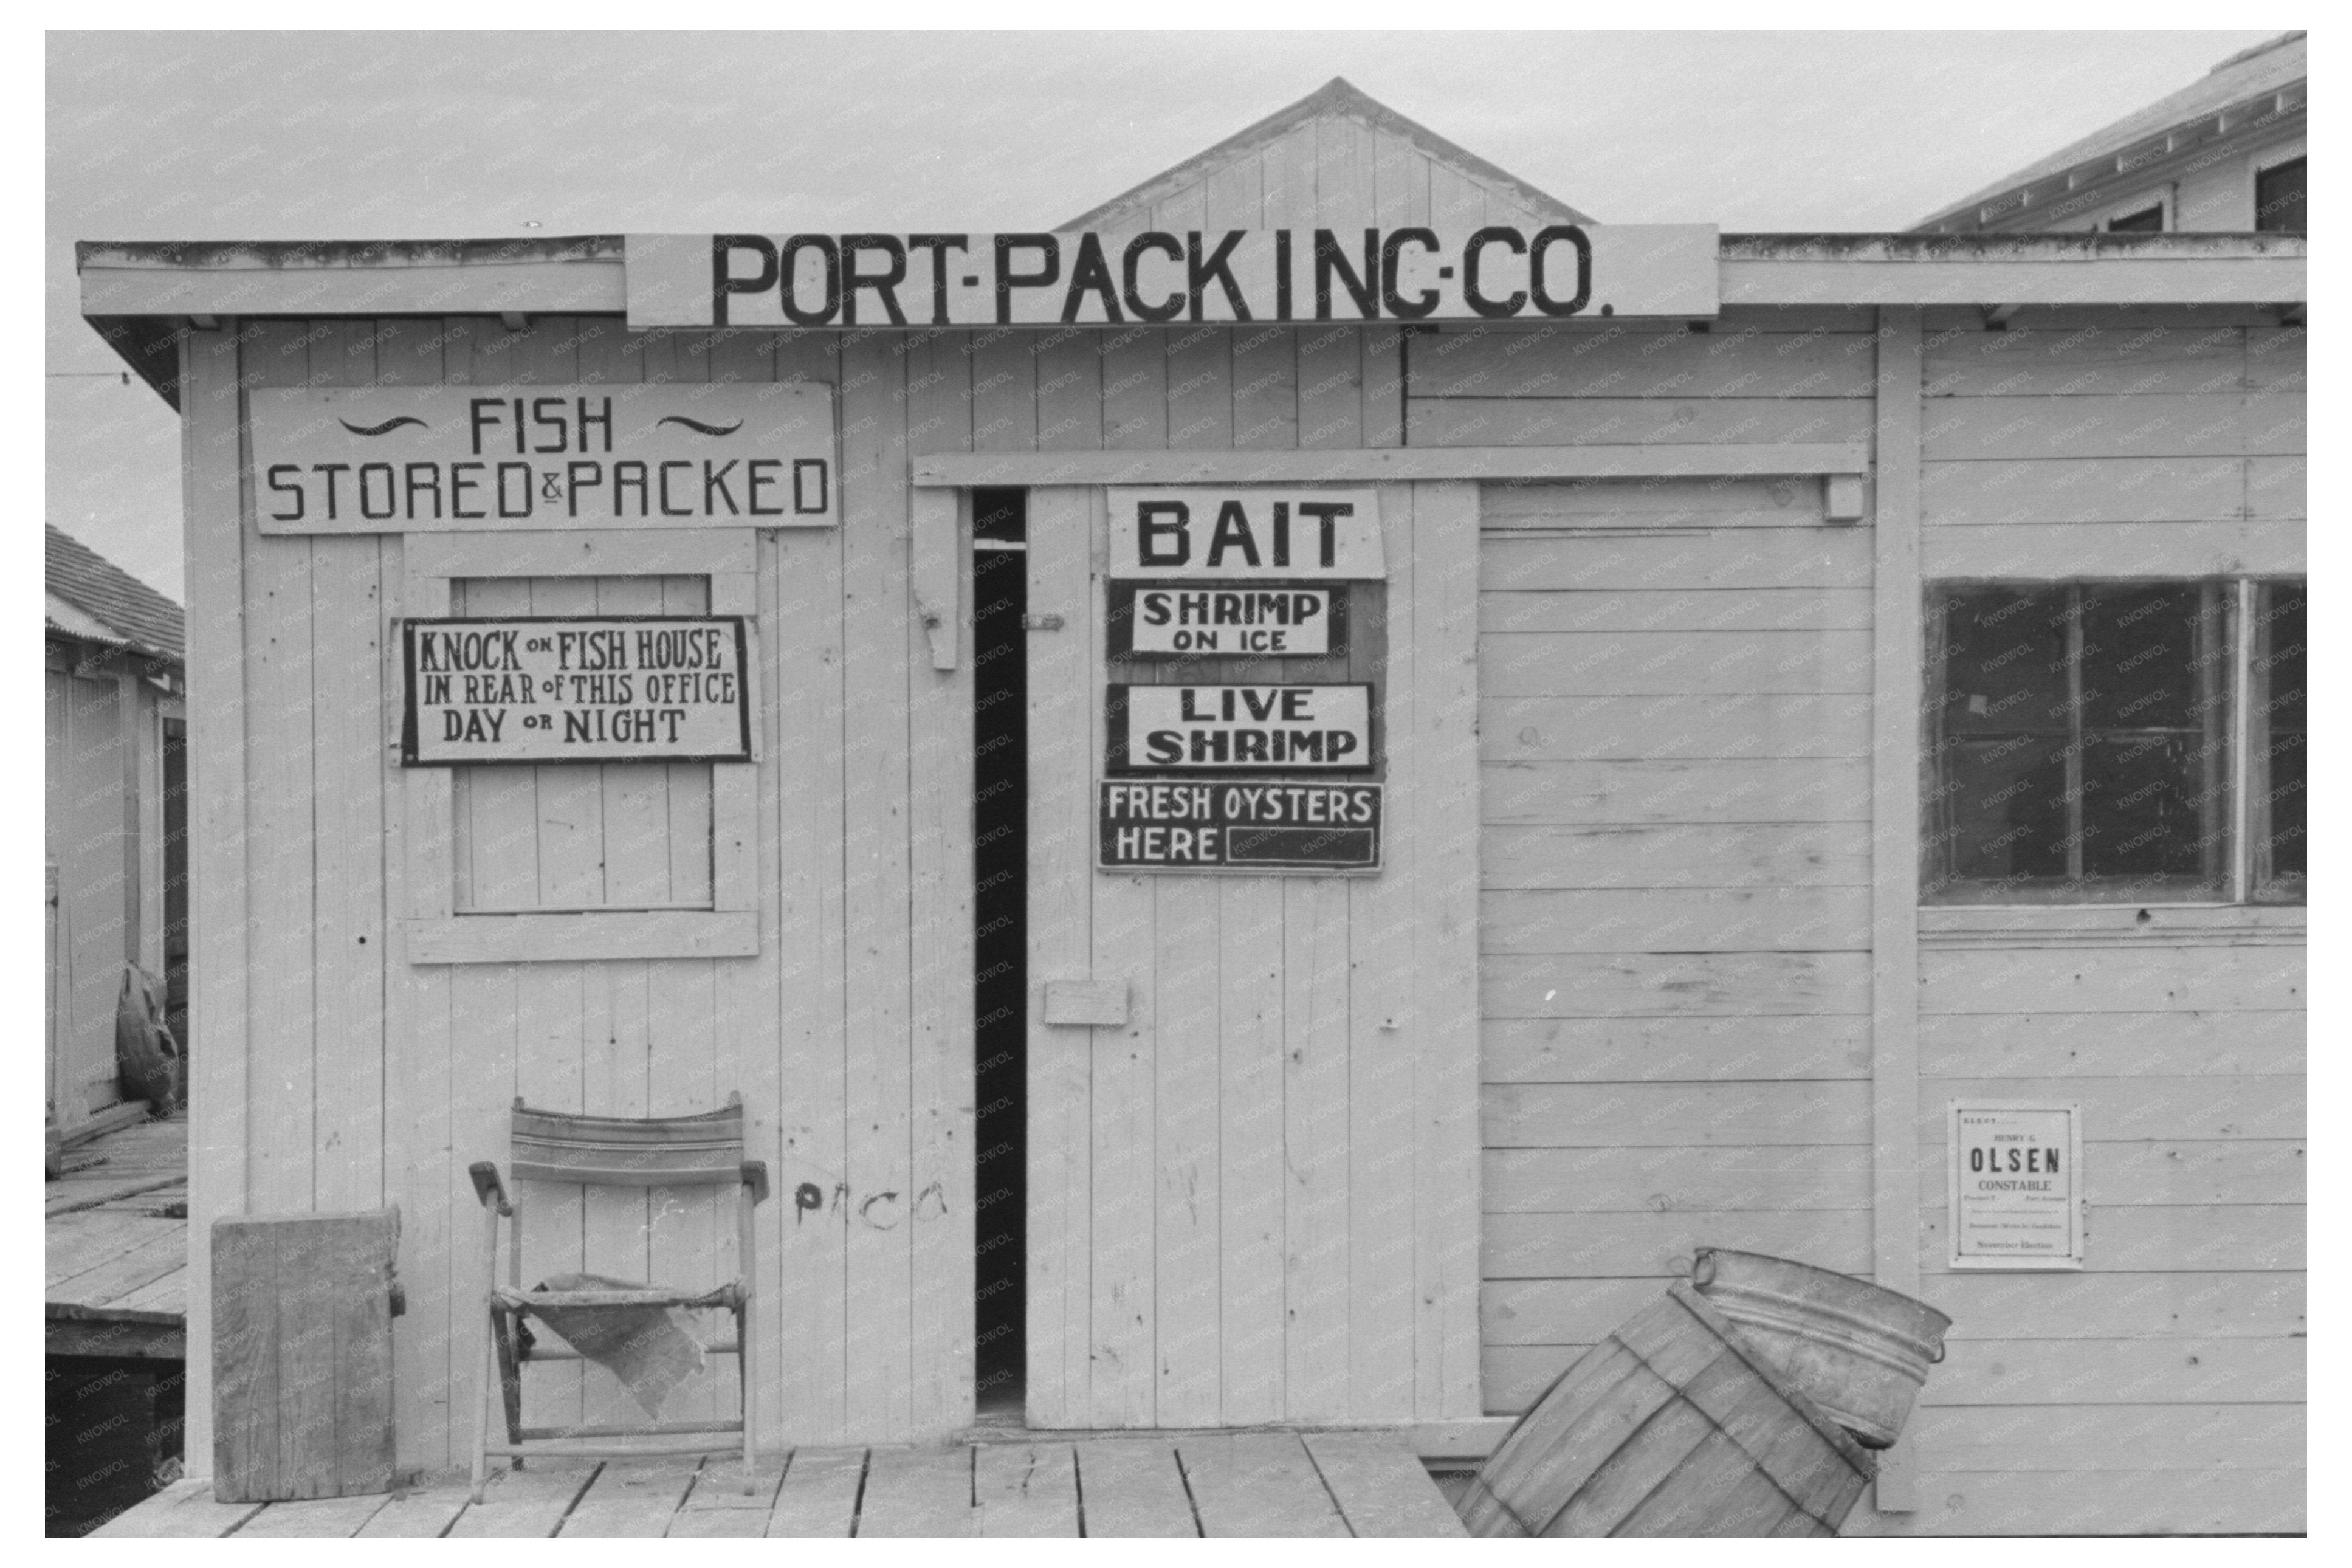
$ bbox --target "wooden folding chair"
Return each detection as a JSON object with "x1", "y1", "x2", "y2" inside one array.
[{"x1": 467, "y1": 1092, "x2": 769, "y2": 1502}]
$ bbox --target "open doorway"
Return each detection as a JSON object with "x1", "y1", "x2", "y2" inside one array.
[{"x1": 971, "y1": 488, "x2": 1027, "y2": 1423}]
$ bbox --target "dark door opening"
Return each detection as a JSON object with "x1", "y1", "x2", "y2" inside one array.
[{"x1": 971, "y1": 488, "x2": 1027, "y2": 1423}]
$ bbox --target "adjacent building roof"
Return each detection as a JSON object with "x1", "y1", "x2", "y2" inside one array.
[
  {"x1": 1916, "y1": 31, "x2": 2305, "y2": 230},
  {"x1": 46, "y1": 524, "x2": 184, "y2": 664}
]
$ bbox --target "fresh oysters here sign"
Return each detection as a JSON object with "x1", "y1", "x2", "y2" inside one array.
[{"x1": 249, "y1": 383, "x2": 836, "y2": 532}]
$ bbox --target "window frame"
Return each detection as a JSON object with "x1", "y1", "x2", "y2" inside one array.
[
  {"x1": 2251, "y1": 140, "x2": 2307, "y2": 233},
  {"x1": 1922, "y1": 574, "x2": 2302, "y2": 911},
  {"x1": 2095, "y1": 184, "x2": 2173, "y2": 233}
]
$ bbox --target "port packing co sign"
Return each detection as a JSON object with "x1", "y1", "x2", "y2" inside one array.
[
  {"x1": 1947, "y1": 1102, "x2": 2085, "y2": 1271},
  {"x1": 402, "y1": 616, "x2": 753, "y2": 765},
  {"x1": 249, "y1": 384, "x2": 836, "y2": 532},
  {"x1": 625, "y1": 226, "x2": 1719, "y2": 328}
]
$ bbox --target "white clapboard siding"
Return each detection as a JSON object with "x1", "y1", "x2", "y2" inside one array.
[
  {"x1": 1918, "y1": 1203, "x2": 2303, "y2": 1274},
  {"x1": 1482, "y1": 1079, "x2": 1871, "y2": 1147},
  {"x1": 1413, "y1": 396, "x2": 1870, "y2": 450},
  {"x1": 1922, "y1": 325, "x2": 2249, "y2": 397},
  {"x1": 1482, "y1": 531, "x2": 1872, "y2": 592},
  {"x1": 1481, "y1": 824, "x2": 1871, "y2": 890},
  {"x1": 1850, "y1": 1469, "x2": 2305, "y2": 1536},
  {"x1": 1483, "y1": 1144, "x2": 1870, "y2": 1215},
  {"x1": 1480, "y1": 1209, "x2": 1872, "y2": 1283},
  {"x1": 1919, "y1": 456, "x2": 2248, "y2": 526},
  {"x1": 1415, "y1": 327, "x2": 1876, "y2": 400},
  {"x1": 1922, "y1": 393, "x2": 2303, "y2": 460},
  {"x1": 1920, "y1": 946, "x2": 2305, "y2": 1015},
  {"x1": 1481, "y1": 1014, "x2": 1869, "y2": 1082},
  {"x1": 1916, "y1": 1008, "x2": 2304, "y2": 1078},
  {"x1": 1478, "y1": 586, "x2": 1874, "y2": 633},
  {"x1": 1479, "y1": 630, "x2": 1874, "y2": 696},
  {"x1": 1481, "y1": 696, "x2": 1870, "y2": 762},
  {"x1": 1479, "y1": 887, "x2": 1871, "y2": 954},
  {"x1": 1481, "y1": 760, "x2": 1871, "y2": 825}
]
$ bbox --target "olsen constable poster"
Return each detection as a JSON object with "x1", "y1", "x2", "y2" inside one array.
[{"x1": 1948, "y1": 1102, "x2": 2085, "y2": 1270}]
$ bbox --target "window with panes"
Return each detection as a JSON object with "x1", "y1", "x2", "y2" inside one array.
[{"x1": 1924, "y1": 579, "x2": 2303, "y2": 904}]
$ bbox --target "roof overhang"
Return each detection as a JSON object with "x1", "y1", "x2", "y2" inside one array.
[{"x1": 81, "y1": 232, "x2": 2306, "y2": 409}]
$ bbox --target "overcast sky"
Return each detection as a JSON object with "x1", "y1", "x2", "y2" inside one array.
[{"x1": 47, "y1": 29, "x2": 2276, "y2": 597}]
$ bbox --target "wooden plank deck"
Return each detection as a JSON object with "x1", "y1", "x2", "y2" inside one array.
[
  {"x1": 95, "y1": 1432, "x2": 1470, "y2": 1537},
  {"x1": 46, "y1": 1114, "x2": 188, "y2": 1358}
]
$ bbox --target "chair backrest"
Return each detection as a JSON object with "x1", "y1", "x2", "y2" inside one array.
[{"x1": 510, "y1": 1092, "x2": 744, "y2": 1189}]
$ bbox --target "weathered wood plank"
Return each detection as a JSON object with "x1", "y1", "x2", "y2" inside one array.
[
  {"x1": 1482, "y1": 760, "x2": 1872, "y2": 825},
  {"x1": 1302, "y1": 1431, "x2": 1468, "y2": 1538},
  {"x1": 1845, "y1": 1466, "x2": 2304, "y2": 1536},
  {"x1": 1480, "y1": 586, "x2": 1874, "y2": 633},
  {"x1": 974, "y1": 1442, "x2": 1080, "y2": 1538},
  {"x1": 1074, "y1": 1438, "x2": 1196, "y2": 1537},
  {"x1": 1923, "y1": 325, "x2": 2245, "y2": 397},
  {"x1": 47, "y1": 1212, "x2": 178, "y2": 1291},
  {"x1": 1920, "y1": 946, "x2": 2305, "y2": 1014},
  {"x1": 1924, "y1": 1337, "x2": 2304, "y2": 1406},
  {"x1": 1920, "y1": 456, "x2": 2246, "y2": 525},
  {"x1": 1177, "y1": 1432, "x2": 1348, "y2": 1538},
  {"x1": 1025, "y1": 487, "x2": 1094, "y2": 1429},
  {"x1": 1480, "y1": 629, "x2": 1874, "y2": 697},
  {"x1": 1482, "y1": 887, "x2": 1871, "y2": 954},
  {"x1": 1219, "y1": 878, "x2": 1285, "y2": 1425},
  {"x1": 1413, "y1": 397, "x2": 1870, "y2": 449},
  {"x1": 1484, "y1": 1145, "x2": 1872, "y2": 1214},
  {"x1": 2247, "y1": 453, "x2": 2303, "y2": 518},
  {"x1": 1415, "y1": 328, "x2": 1874, "y2": 401},
  {"x1": 1482, "y1": 531, "x2": 1872, "y2": 591},
  {"x1": 1482, "y1": 1209, "x2": 1872, "y2": 1286},
  {"x1": 1484, "y1": 1014, "x2": 1871, "y2": 1083},
  {"x1": 1482, "y1": 696, "x2": 1871, "y2": 762},
  {"x1": 1922, "y1": 393, "x2": 2302, "y2": 459},
  {"x1": 88, "y1": 1480, "x2": 264, "y2": 1538},
  {"x1": 1916, "y1": 1009, "x2": 2304, "y2": 1079},
  {"x1": 1484, "y1": 1079, "x2": 1870, "y2": 1147},
  {"x1": 1921, "y1": 1203, "x2": 2302, "y2": 1274},
  {"x1": 352, "y1": 1476, "x2": 476, "y2": 1538},
  {"x1": 762, "y1": 1446, "x2": 864, "y2": 1538},
  {"x1": 856, "y1": 1447, "x2": 974, "y2": 1538},
  {"x1": 1910, "y1": 1403, "x2": 2303, "y2": 1471},
  {"x1": 1282, "y1": 876, "x2": 1352, "y2": 1420},
  {"x1": 443, "y1": 1460, "x2": 600, "y2": 1537},
  {"x1": 1920, "y1": 1075, "x2": 2303, "y2": 1142},
  {"x1": 1482, "y1": 823, "x2": 1871, "y2": 890},
  {"x1": 1921, "y1": 519, "x2": 2303, "y2": 577},
  {"x1": 231, "y1": 1491, "x2": 397, "y2": 1538},
  {"x1": 557, "y1": 1459, "x2": 698, "y2": 1537},
  {"x1": 1484, "y1": 950, "x2": 1871, "y2": 1021},
  {"x1": 1149, "y1": 879, "x2": 1220, "y2": 1426}
]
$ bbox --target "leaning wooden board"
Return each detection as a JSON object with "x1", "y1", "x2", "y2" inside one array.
[
  {"x1": 211, "y1": 1209, "x2": 403, "y2": 1502},
  {"x1": 1459, "y1": 1282, "x2": 1875, "y2": 1538}
]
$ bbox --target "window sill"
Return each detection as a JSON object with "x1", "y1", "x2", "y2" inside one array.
[
  {"x1": 400, "y1": 910, "x2": 758, "y2": 965},
  {"x1": 1919, "y1": 903, "x2": 2305, "y2": 949}
]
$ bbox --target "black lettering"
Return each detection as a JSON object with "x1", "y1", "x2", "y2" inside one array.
[
  {"x1": 1205, "y1": 500, "x2": 1260, "y2": 568},
  {"x1": 994, "y1": 233, "x2": 1061, "y2": 325},
  {"x1": 746, "y1": 458, "x2": 782, "y2": 516},
  {"x1": 658, "y1": 459, "x2": 693, "y2": 517},
  {"x1": 495, "y1": 462, "x2": 533, "y2": 519},
  {"x1": 712, "y1": 235, "x2": 778, "y2": 328},
  {"x1": 1138, "y1": 501, "x2": 1189, "y2": 566},
  {"x1": 1530, "y1": 224, "x2": 1592, "y2": 317},
  {"x1": 1463, "y1": 226, "x2": 1528, "y2": 318},
  {"x1": 1188, "y1": 230, "x2": 1251, "y2": 321},
  {"x1": 905, "y1": 235, "x2": 968, "y2": 326},
  {"x1": 531, "y1": 396, "x2": 568, "y2": 453},
  {"x1": 315, "y1": 462, "x2": 350, "y2": 520},
  {"x1": 577, "y1": 396, "x2": 611, "y2": 453},
  {"x1": 1060, "y1": 232, "x2": 1124, "y2": 323},
  {"x1": 1274, "y1": 229, "x2": 1293, "y2": 321},
  {"x1": 1315, "y1": 228, "x2": 1381, "y2": 320},
  {"x1": 565, "y1": 461, "x2": 603, "y2": 517},
  {"x1": 779, "y1": 233, "x2": 841, "y2": 325},
  {"x1": 840, "y1": 233, "x2": 909, "y2": 326},
  {"x1": 613, "y1": 460, "x2": 649, "y2": 516},
  {"x1": 1297, "y1": 501, "x2": 1350, "y2": 568},
  {"x1": 703, "y1": 459, "x2": 740, "y2": 515},
  {"x1": 359, "y1": 462, "x2": 397, "y2": 520},
  {"x1": 1121, "y1": 233, "x2": 1185, "y2": 322},
  {"x1": 1381, "y1": 227, "x2": 1440, "y2": 318},
  {"x1": 449, "y1": 461, "x2": 485, "y2": 519},
  {"x1": 265, "y1": 464, "x2": 304, "y2": 522},
  {"x1": 403, "y1": 462, "x2": 443, "y2": 520},
  {"x1": 468, "y1": 397, "x2": 503, "y2": 456}
]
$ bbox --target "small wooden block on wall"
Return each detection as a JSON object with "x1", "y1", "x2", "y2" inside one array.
[
  {"x1": 212, "y1": 1209, "x2": 402, "y2": 1504},
  {"x1": 1041, "y1": 979, "x2": 1128, "y2": 1027}
]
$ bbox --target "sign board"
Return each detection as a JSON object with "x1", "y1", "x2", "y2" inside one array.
[
  {"x1": 1107, "y1": 489, "x2": 1383, "y2": 580},
  {"x1": 1101, "y1": 781, "x2": 1381, "y2": 872},
  {"x1": 627, "y1": 226, "x2": 1721, "y2": 329},
  {"x1": 1107, "y1": 684, "x2": 1372, "y2": 774},
  {"x1": 250, "y1": 384, "x2": 836, "y2": 534},
  {"x1": 1109, "y1": 583, "x2": 1344, "y2": 658},
  {"x1": 401, "y1": 616, "x2": 753, "y2": 765},
  {"x1": 1948, "y1": 1102, "x2": 2085, "y2": 1271}
]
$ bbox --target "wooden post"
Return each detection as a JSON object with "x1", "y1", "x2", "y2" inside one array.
[
  {"x1": 1869, "y1": 307, "x2": 1925, "y2": 1513},
  {"x1": 181, "y1": 321, "x2": 250, "y2": 1480}
]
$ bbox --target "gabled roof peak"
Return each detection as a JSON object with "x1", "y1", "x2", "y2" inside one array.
[{"x1": 1061, "y1": 75, "x2": 1590, "y2": 233}]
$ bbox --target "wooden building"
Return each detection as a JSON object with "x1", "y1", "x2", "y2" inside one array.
[
  {"x1": 46, "y1": 524, "x2": 186, "y2": 1141},
  {"x1": 78, "y1": 77, "x2": 2305, "y2": 1535},
  {"x1": 1916, "y1": 30, "x2": 2304, "y2": 235}
]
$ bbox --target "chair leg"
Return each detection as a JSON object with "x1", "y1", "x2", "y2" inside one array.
[
  {"x1": 492, "y1": 1308, "x2": 526, "y2": 1454},
  {"x1": 738, "y1": 1299, "x2": 757, "y2": 1493},
  {"x1": 469, "y1": 1299, "x2": 495, "y2": 1504}
]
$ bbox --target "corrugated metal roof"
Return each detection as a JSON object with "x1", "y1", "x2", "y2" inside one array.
[
  {"x1": 46, "y1": 524, "x2": 183, "y2": 664},
  {"x1": 1922, "y1": 32, "x2": 2305, "y2": 227}
]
